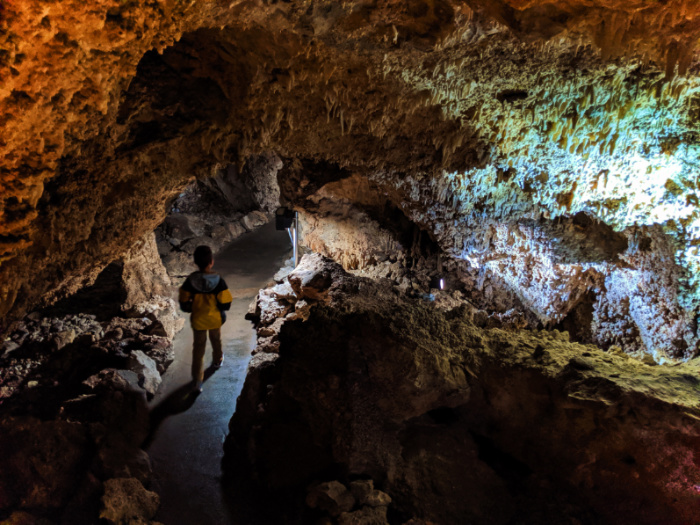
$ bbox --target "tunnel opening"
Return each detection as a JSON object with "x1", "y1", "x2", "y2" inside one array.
[{"x1": 0, "y1": 155, "x2": 291, "y2": 523}]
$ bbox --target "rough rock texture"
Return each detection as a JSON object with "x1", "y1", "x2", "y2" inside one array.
[
  {"x1": 0, "y1": 232, "x2": 177, "y2": 522},
  {"x1": 0, "y1": 418, "x2": 89, "y2": 512},
  {"x1": 306, "y1": 479, "x2": 392, "y2": 525},
  {"x1": 100, "y1": 478, "x2": 159, "y2": 525},
  {"x1": 155, "y1": 154, "x2": 280, "y2": 279},
  {"x1": 1, "y1": 0, "x2": 700, "y2": 362},
  {"x1": 227, "y1": 254, "x2": 700, "y2": 524},
  {"x1": 299, "y1": 174, "x2": 406, "y2": 270}
]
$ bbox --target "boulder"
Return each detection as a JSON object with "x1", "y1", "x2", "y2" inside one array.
[
  {"x1": 212, "y1": 222, "x2": 246, "y2": 244},
  {"x1": 100, "y1": 478, "x2": 159, "y2": 524},
  {"x1": 50, "y1": 329, "x2": 76, "y2": 351},
  {"x1": 162, "y1": 251, "x2": 193, "y2": 278},
  {"x1": 246, "y1": 294, "x2": 261, "y2": 322},
  {"x1": 349, "y1": 480, "x2": 373, "y2": 505},
  {"x1": 84, "y1": 369, "x2": 143, "y2": 395},
  {"x1": 242, "y1": 211, "x2": 268, "y2": 231},
  {"x1": 306, "y1": 481, "x2": 355, "y2": 517},
  {"x1": 1, "y1": 340, "x2": 20, "y2": 357},
  {"x1": 140, "y1": 337, "x2": 176, "y2": 375},
  {"x1": 179, "y1": 236, "x2": 217, "y2": 256},
  {"x1": 287, "y1": 253, "x2": 341, "y2": 302},
  {"x1": 127, "y1": 350, "x2": 162, "y2": 397},
  {"x1": 257, "y1": 288, "x2": 294, "y2": 325},
  {"x1": 97, "y1": 444, "x2": 153, "y2": 485},
  {"x1": 338, "y1": 506, "x2": 389, "y2": 525},
  {"x1": 364, "y1": 490, "x2": 391, "y2": 508}
]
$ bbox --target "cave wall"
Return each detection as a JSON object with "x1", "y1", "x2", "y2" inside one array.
[
  {"x1": 228, "y1": 254, "x2": 700, "y2": 524},
  {"x1": 1, "y1": 0, "x2": 700, "y2": 358}
]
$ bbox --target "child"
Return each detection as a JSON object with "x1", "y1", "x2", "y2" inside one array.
[{"x1": 178, "y1": 245, "x2": 233, "y2": 392}]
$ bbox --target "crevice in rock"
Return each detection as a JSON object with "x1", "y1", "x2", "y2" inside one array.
[
  {"x1": 554, "y1": 289, "x2": 597, "y2": 344},
  {"x1": 470, "y1": 430, "x2": 533, "y2": 494}
]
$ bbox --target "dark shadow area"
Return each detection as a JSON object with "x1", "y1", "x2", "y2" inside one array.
[
  {"x1": 471, "y1": 431, "x2": 533, "y2": 494},
  {"x1": 116, "y1": 28, "x2": 242, "y2": 152},
  {"x1": 554, "y1": 289, "x2": 597, "y2": 344},
  {"x1": 144, "y1": 365, "x2": 225, "y2": 449},
  {"x1": 519, "y1": 211, "x2": 628, "y2": 265},
  {"x1": 40, "y1": 262, "x2": 127, "y2": 321},
  {"x1": 552, "y1": 211, "x2": 628, "y2": 263},
  {"x1": 220, "y1": 453, "x2": 307, "y2": 525}
]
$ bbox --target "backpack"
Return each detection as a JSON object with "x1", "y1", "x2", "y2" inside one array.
[{"x1": 179, "y1": 290, "x2": 227, "y2": 323}]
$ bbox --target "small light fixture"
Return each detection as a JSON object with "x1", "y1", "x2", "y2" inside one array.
[
  {"x1": 276, "y1": 207, "x2": 300, "y2": 267},
  {"x1": 430, "y1": 276, "x2": 446, "y2": 291},
  {"x1": 275, "y1": 207, "x2": 295, "y2": 230}
]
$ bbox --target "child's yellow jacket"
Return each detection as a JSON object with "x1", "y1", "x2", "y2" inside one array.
[{"x1": 179, "y1": 271, "x2": 233, "y2": 330}]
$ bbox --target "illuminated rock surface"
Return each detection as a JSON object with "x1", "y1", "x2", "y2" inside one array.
[
  {"x1": 2, "y1": 0, "x2": 700, "y2": 522},
  {"x1": 2, "y1": 0, "x2": 700, "y2": 358},
  {"x1": 229, "y1": 254, "x2": 700, "y2": 524}
]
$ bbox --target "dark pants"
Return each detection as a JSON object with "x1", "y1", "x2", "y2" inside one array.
[{"x1": 192, "y1": 328, "x2": 222, "y2": 382}]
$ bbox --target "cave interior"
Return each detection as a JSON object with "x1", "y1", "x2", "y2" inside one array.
[{"x1": 2, "y1": 0, "x2": 700, "y2": 524}]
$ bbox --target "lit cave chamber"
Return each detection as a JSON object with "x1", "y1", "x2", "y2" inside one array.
[{"x1": 2, "y1": 1, "x2": 700, "y2": 524}]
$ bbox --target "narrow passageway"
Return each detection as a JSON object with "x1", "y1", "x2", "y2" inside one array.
[{"x1": 146, "y1": 221, "x2": 291, "y2": 525}]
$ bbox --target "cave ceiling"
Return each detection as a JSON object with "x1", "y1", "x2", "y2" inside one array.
[{"x1": 1, "y1": 0, "x2": 700, "y2": 355}]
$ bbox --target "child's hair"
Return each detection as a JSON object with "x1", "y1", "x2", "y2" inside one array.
[{"x1": 194, "y1": 245, "x2": 213, "y2": 271}]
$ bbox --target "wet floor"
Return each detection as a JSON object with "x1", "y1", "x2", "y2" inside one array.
[{"x1": 146, "y1": 221, "x2": 291, "y2": 525}]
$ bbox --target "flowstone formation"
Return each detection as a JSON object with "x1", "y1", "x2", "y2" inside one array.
[
  {"x1": 228, "y1": 254, "x2": 700, "y2": 524},
  {"x1": 2, "y1": 0, "x2": 700, "y2": 360}
]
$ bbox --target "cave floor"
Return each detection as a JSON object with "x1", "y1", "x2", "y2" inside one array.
[{"x1": 146, "y1": 221, "x2": 291, "y2": 525}]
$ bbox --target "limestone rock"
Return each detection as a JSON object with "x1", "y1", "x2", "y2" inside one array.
[
  {"x1": 365, "y1": 490, "x2": 391, "y2": 508},
  {"x1": 179, "y1": 237, "x2": 217, "y2": 256},
  {"x1": 100, "y1": 478, "x2": 159, "y2": 524},
  {"x1": 119, "y1": 233, "x2": 172, "y2": 311},
  {"x1": 97, "y1": 445, "x2": 153, "y2": 487},
  {"x1": 338, "y1": 506, "x2": 389, "y2": 525},
  {"x1": 212, "y1": 222, "x2": 246, "y2": 245},
  {"x1": 306, "y1": 481, "x2": 356, "y2": 517},
  {"x1": 246, "y1": 294, "x2": 262, "y2": 323},
  {"x1": 1, "y1": 0, "x2": 699, "y2": 365},
  {"x1": 242, "y1": 211, "x2": 269, "y2": 232},
  {"x1": 163, "y1": 214, "x2": 208, "y2": 242},
  {"x1": 273, "y1": 263, "x2": 294, "y2": 284},
  {"x1": 287, "y1": 253, "x2": 342, "y2": 302},
  {"x1": 162, "y1": 252, "x2": 194, "y2": 278},
  {"x1": 227, "y1": 268, "x2": 700, "y2": 524},
  {"x1": 85, "y1": 369, "x2": 143, "y2": 395},
  {"x1": 349, "y1": 480, "x2": 374, "y2": 505},
  {"x1": 257, "y1": 288, "x2": 294, "y2": 325},
  {"x1": 127, "y1": 350, "x2": 162, "y2": 397},
  {"x1": 348, "y1": 480, "x2": 391, "y2": 508},
  {"x1": 51, "y1": 329, "x2": 76, "y2": 351},
  {"x1": 0, "y1": 418, "x2": 89, "y2": 512}
]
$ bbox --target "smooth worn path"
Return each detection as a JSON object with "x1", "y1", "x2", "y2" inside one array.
[{"x1": 146, "y1": 221, "x2": 291, "y2": 525}]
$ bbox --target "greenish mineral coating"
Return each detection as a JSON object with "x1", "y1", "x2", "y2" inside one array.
[{"x1": 391, "y1": 30, "x2": 700, "y2": 315}]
